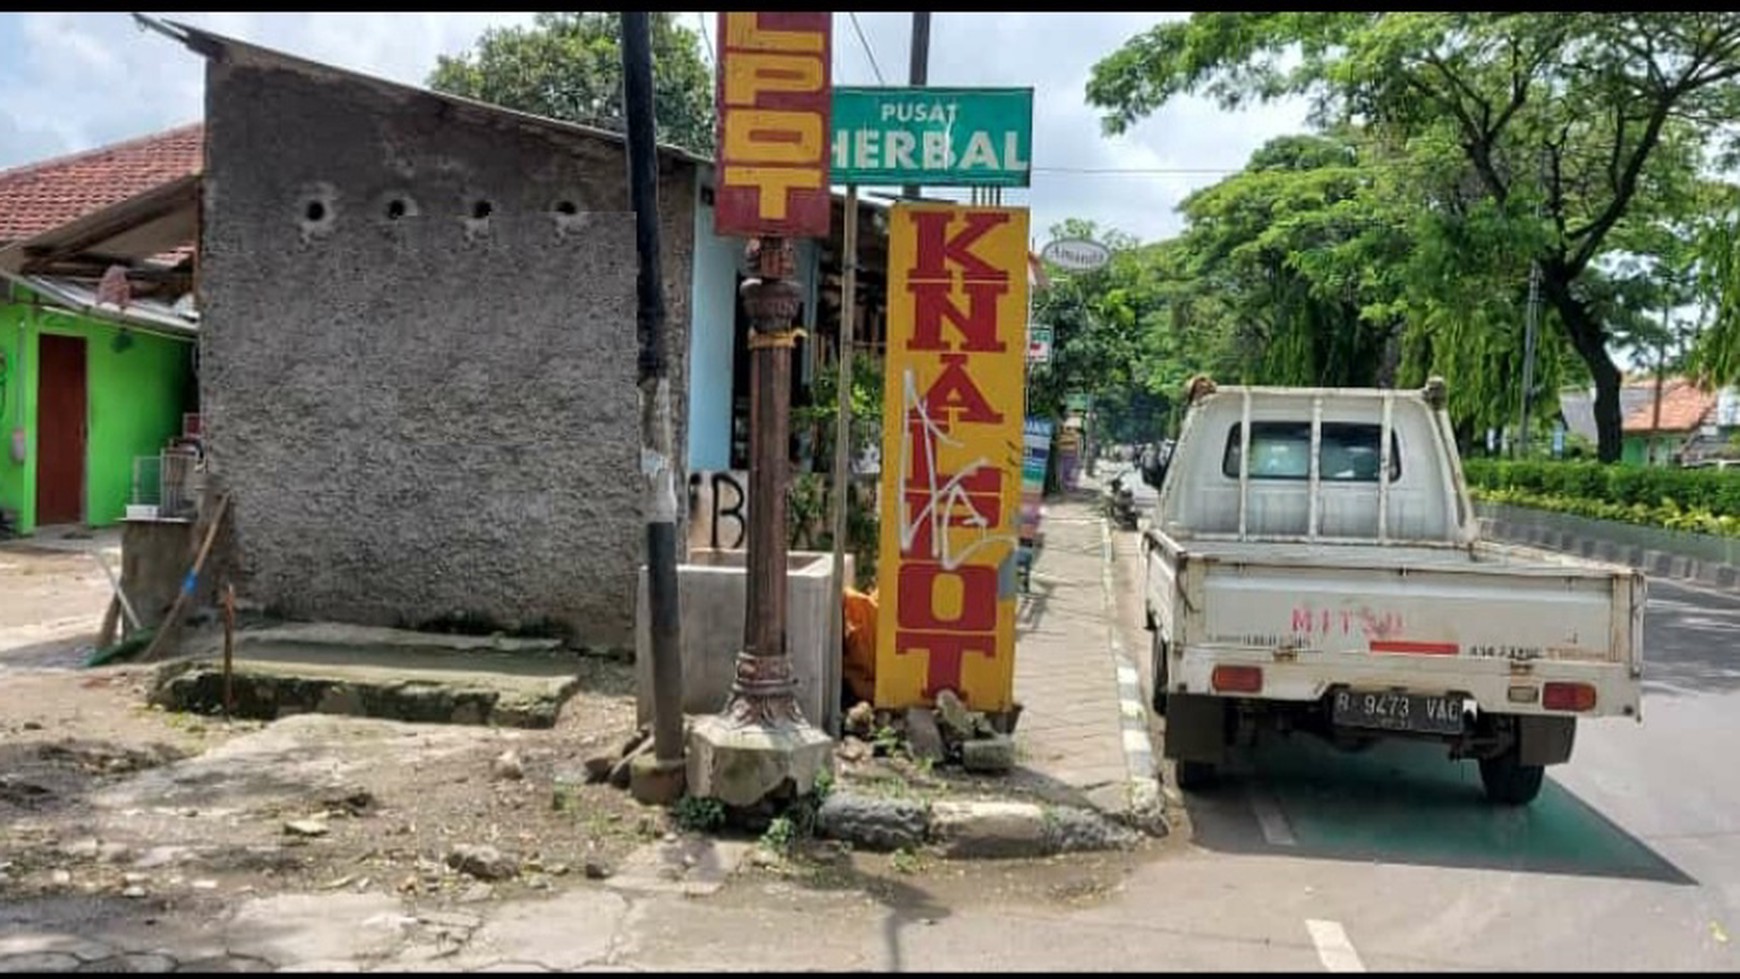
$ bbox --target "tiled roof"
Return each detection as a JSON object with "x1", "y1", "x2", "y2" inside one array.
[
  {"x1": 1622, "y1": 379, "x2": 1716, "y2": 434},
  {"x1": 0, "y1": 123, "x2": 203, "y2": 245}
]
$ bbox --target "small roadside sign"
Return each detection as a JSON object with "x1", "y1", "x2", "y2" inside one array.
[
  {"x1": 1028, "y1": 325, "x2": 1053, "y2": 364},
  {"x1": 831, "y1": 86, "x2": 1034, "y2": 187},
  {"x1": 1040, "y1": 238, "x2": 1110, "y2": 272}
]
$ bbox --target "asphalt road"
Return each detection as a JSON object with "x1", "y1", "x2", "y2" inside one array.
[{"x1": 1087, "y1": 458, "x2": 1740, "y2": 971}]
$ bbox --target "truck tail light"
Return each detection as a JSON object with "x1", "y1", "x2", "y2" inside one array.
[
  {"x1": 1542, "y1": 682, "x2": 1597, "y2": 712},
  {"x1": 1212, "y1": 665, "x2": 1263, "y2": 694}
]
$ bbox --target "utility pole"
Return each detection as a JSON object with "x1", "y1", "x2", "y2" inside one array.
[
  {"x1": 1517, "y1": 259, "x2": 1542, "y2": 459},
  {"x1": 827, "y1": 188, "x2": 860, "y2": 724},
  {"x1": 621, "y1": 11, "x2": 685, "y2": 804},
  {"x1": 1516, "y1": 148, "x2": 1547, "y2": 460},
  {"x1": 902, "y1": 12, "x2": 931, "y2": 201},
  {"x1": 1652, "y1": 288, "x2": 1671, "y2": 465}
]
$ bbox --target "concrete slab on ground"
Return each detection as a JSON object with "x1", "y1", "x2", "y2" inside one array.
[{"x1": 150, "y1": 623, "x2": 585, "y2": 727}]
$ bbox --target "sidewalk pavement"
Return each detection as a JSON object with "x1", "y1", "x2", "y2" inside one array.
[{"x1": 1012, "y1": 492, "x2": 1159, "y2": 816}]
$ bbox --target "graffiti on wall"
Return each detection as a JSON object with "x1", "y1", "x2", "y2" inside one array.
[{"x1": 687, "y1": 470, "x2": 750, "y2": 551}]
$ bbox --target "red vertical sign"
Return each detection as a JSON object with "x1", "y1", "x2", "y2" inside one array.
[{"x1": 714, "y1": 12, "x2": 833, "y2": 239}]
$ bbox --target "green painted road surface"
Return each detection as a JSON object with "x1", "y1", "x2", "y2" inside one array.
[{"x1": 1221, "y1": 736, "x2": 1687, "y2": 884}]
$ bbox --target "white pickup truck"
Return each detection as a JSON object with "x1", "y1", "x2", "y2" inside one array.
[{"x1": 1140, "y1": 380, "x2": 1645, "y2": 805}]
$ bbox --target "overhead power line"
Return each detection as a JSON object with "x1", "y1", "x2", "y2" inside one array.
[
  {"x1": 696, "y1": 12, "x2": 715, "y2": 67},
  {"x1": 848, "y1": 12, "x2": 887, "y2": 85},
  {"x1": 1031, "y1": 166, "x2": 1243, "y2": 176}
]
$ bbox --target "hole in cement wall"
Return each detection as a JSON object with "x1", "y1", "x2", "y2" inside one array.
[
  {"x1": 297, "y1": 186, "x2": 340, "y2": 243},
  {"x1": 554, "y1": 200, "x2": 578, "y2": 216},
  {"x1": 386, "y1": 199, "x2": 407, "y2": 220},
  {"x1": 472, "y1": 199, "x2": 494, "y2": 221}
]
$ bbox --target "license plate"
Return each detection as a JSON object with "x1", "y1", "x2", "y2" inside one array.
[{"x1": 1332, "y1": 689, "x2": 1465, "y2": 735}]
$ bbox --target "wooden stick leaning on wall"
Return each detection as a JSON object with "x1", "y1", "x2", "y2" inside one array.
[
  {"x1": 98, "y1": 596, "x2": 123, "y2": 649},
  {"x1": 139, "y1": 493, "x2": 230, "y2": 663}
]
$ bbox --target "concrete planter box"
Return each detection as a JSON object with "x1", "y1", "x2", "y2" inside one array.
[{"x1": 636, "y1": 549, "x2": 849, "y2": 735}]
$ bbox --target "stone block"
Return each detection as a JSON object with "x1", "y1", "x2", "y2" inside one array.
[
  {"x1": 628, "y1": 755, "x2": 686, "y2": 806},
  {"x1": 685, "y1": 714, "x2": 833, "y2": 808},
  {"x1": 961, "y1": 734, "x2": 1015, "y2": 774},
  {"x1": 929, "y1": 801, "x2": 1049, "y2": 859},
  {"x1": 814, "y1": 794, "x2": 929, "y2": 851},
  {"x1": 903, "y1": 709, "x2": 945, "y2": 762}
]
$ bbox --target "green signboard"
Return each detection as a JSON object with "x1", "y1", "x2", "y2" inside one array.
[
  {"x1": 831, "y1": 86, "x2": 1034, "y2": 187},
  {"x1": 1065, "y1": 393, "x2": 1095, "y2": 413},
  {"x1": 1027, "y1": 325, "x2": 1053, "y2": 364}
]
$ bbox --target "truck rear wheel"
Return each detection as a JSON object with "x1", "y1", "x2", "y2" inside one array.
[
  {"x1": 1479, "y1": 748, "x2": 1545, "y2": 805},
  {"x1": 1149, "y1": 631, "x2": 1169, "y2": 715}
]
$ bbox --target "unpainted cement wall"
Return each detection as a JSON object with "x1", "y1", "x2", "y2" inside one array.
[{"x1": 200, "y1": 55, "x2": 694, "y2": 647}]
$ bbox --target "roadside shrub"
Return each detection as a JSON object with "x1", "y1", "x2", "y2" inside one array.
[
  {"x1": 1463, "y1": 459, "x2": 1740, "y2": 523},
  {"x1": 1465, "y1": 462, "x2": 1740, "y2": 540}
]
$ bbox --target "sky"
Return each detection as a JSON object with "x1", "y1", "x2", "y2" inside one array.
[{"x1": 0, "y1": 12, "x2": 1314, "y2": 245}]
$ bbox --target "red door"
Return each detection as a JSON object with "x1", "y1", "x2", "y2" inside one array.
[{"x1": 36, "y1": 334, "x2": 87, "y2": 526}]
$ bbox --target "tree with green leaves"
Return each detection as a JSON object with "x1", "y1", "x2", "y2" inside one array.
[
  {"x1": 430, "y1": 13, "x2": 715, "y2": 155},
  {"x1": 1027, "y1": 220, "x2": 1147, "y2": 423},
  {"x1": 1089, "y1": 13, "x2": 1740, "y2": 462}
]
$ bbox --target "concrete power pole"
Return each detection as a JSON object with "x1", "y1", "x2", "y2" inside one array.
[
  {"x1": 903, "y1": 12, "x2": 931, "y2": 201},
  {"x1": 621, "y1": 11, "x2": 685, "y2": 804},
  {"x1": 1517, "y1": 260, "x2": 1542, "y2": 459}
]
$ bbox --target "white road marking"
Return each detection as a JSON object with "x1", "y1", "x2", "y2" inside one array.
[
  {"x1": 1306, "y1": 919, "x2": 1366, "y2": 973},
  {"x1": 1246, "y1": 784, "x2": 1297, "y2": 847}
]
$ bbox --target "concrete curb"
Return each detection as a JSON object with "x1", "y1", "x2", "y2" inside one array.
[
  {"x1": 814, "y1": 793, "x2": 1141, "y2": 859},
  {"x1": 1479, "y1": 514, "x2": 1740, "y2": 592},
  {"x1": 1098, "y1": 517, "x2": 1164, "y2": 824}
]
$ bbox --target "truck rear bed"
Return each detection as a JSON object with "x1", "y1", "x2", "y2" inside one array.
[{"x1": 1146, "y1": 531, "x2": 1645, "y2": 718}]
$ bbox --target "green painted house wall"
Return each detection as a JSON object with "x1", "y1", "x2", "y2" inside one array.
[
  {"x1": 0, "y1": 290, "x2": 194, "y2": 535},
  {"x1": 1622, "y1": 433, "x2": 1684, "y2": 467}
]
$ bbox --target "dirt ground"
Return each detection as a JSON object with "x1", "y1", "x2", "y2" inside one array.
[
  {"x1": 0, "y1": 541, "x2": 675, "y2": 912},
  {"x1": 0, "y1": 535, "x2": 117, "y2": 672}
]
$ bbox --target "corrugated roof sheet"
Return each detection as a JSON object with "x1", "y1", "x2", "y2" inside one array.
[{"x1": 6, "y1": 274, "x2": 198, "y2": 338}]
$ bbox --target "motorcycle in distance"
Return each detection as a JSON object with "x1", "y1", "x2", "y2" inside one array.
[{"x1": 1106, "y1": 472, "x2": 1139, "y2": 531}]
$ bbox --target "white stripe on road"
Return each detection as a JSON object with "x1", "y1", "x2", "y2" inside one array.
[
  {"x1": 1246, "y1": 785, "x2": 1297, "y2": 847},
  {"x1": 1306, "y1": 919, "x2": 1366, "y2": 973}
]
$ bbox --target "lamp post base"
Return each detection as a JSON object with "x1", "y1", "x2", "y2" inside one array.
[{"x1": 685, "y1": 712, "x2": 834, "y2": 809}]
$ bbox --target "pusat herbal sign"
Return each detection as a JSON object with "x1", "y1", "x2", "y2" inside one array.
[
  {"x1": 831, "y1": 87, "x2": 1033, "y2": 188},
  {"x1": 1040, "y1": 238, "x2": 1110, "y2": 272}
]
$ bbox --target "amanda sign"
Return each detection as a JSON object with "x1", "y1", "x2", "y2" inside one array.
[
  {"x1": 875, "y1": 204, "x2": 1031, "y2": 712},
  {"x1": 714, "y1": 12, "x2": 833, "y2": 239}
]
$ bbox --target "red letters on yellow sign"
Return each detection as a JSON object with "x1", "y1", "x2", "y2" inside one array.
[
  {"x1": 874, "y1": 204, "x2": 1031, "y2": 712},
  {"x1": 714, "y1": 12, "x2": 833, "y2": 239}
]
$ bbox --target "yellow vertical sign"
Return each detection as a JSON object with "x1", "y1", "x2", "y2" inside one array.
[{"x1": 873, "y1": 204, "x2": 1030, "y2": 712}]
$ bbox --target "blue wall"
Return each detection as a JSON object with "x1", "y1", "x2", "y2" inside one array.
[
  {"x1": 687, "y1": 181, "x2": 743, "y2": 473},
  {"x1": 686, "y1": 177, "x2": 826, "y2": 473}
]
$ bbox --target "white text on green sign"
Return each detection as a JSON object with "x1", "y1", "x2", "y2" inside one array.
[{"x1": 831, "y1": 87, "x2": 1034, "y2": 188}]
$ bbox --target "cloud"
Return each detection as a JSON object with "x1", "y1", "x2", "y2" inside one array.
[{"x1": 0, "y1": 11, "x2": 1311, "y2": 243}]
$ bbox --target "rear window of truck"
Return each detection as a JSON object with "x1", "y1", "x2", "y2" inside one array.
[{"x1": 1222, "y1": 422, "x2": 1401, "y2": 482}]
